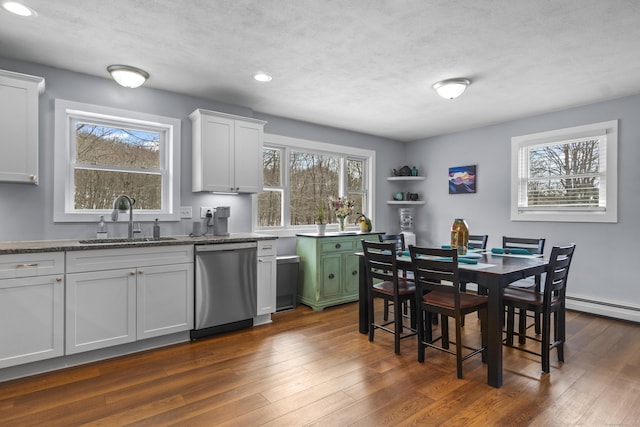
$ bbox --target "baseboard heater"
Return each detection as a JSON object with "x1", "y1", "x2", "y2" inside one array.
[{"x1": 566, "y1": 296, "x2": 640, "y2": 323}]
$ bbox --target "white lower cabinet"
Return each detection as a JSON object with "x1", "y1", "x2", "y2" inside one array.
[
  {"x1": 0, "y1": 252, "x2": 64, "y2": 369},
  {"x1": 65, "y1": 245, "x2": 194, "y2": 355},
  {"x1": 256, "y1": 240, "x2": 277, "y2": 316}
]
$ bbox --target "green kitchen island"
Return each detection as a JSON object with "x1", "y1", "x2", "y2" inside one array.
[{"x1": 296, "y1": 232, "x2": 383, "y2": 311}]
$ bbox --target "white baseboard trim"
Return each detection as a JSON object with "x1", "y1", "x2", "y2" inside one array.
[
  {"x1": 465, "y1": 284, "x2": 640, "y2": 323},
  {"x1": 566, "y1": 296, "x2": 640, "y2": 323}
]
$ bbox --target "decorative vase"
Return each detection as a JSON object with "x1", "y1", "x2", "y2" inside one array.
[
  {"x1": 337, "y1": 215, "x2": 347, "y2": 232},
  {"x1": 450, "y1": 218, "x2": 469, "y2": 255},
  {"x1": 316, "y1": 223, "x2": 326, "y2": 235}
]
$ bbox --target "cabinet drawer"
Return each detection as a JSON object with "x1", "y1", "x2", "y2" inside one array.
[
  {"x1": 0, "y1": 252, "x2": 64, "y2": 279},
  {"x1": 258, "y1": 240, "x2": 277, "y2": 257},
  {"x1": 320, "y1": 239, "x2": 356, "y2": 253},
  {"x1": 67, "y1": 245, "x2": 194, "y2": 273}
]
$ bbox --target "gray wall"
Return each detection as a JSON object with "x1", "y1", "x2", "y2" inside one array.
[
  {"x1": 406, "y1": 95, "x2": 640, "y2": 319},
  {"x1": 2, "y1": 56, "x2": 636, "y2": 320},
  {"x1": 0, "y1": 57, "x2": 404, "y2": 253}
]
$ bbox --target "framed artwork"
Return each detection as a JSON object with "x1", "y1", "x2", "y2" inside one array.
[{"x1": 449, "y1": 165, "x2": 476, "y2": 194}]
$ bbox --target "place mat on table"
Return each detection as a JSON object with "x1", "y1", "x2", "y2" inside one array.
[{"x1": 488, "y1": 252, "x2": 543, "y2": 259}]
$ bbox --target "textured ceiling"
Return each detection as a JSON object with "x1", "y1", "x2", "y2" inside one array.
[{"x1": 2, "y1": 0, "x2": 640, "y2": 142}]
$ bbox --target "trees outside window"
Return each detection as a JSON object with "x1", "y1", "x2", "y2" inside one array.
[
  {"x1": 511, "y1": 120, "x2": 617, "y2": 223},
  {"x1": 257, "y1": 134, "x2": 374, "y2": 232},
  {"x1": 54, "y1": 99, "x2": 181, "y2": 222}
]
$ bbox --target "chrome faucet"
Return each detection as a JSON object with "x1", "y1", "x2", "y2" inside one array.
[{"x1": 111, "y1": 195, "x2": 135, "y2": 238}]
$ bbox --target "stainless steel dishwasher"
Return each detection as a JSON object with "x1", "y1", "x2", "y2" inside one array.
[{"x1": 191, "y1": 242, "x2": 257, "y2": 339}]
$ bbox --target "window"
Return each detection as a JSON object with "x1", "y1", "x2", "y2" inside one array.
[
  {"x1": 54, "y1": 99, "x2": 181, "y2": 222},
  {"x1": 511, "y1": 120, "x2": 617, "y2": 223},
  {"x1": 256, "y1": 134, "x2": 375, "y2": 234}
]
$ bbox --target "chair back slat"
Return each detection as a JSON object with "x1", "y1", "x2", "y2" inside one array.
[
  {"x1": 468, "y1": 234, "x2": 488, "y2": 250},
  {"x1": 544, "y1": 244, "x2": 576, "y2": 304},
  {"x1": 503, "y1": 236, "x2": 545, "y2": 254},
  {"x1": 379, "y1": 234, "x2": 406, "y2": 252}
]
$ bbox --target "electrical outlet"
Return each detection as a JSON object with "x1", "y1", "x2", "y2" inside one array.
[
  {"x1": 179, "y1": 206, "x2": 192, "y2": 219},
  {"x1": 200, "y1": 207, "x2": 213, "y2": 218}
]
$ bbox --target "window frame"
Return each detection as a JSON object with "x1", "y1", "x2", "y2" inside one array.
[
  {"x1": 254, "y1": 133, "x2": 376, "y2": 236},
  {"x1": 53, "y1": 99, "x2": 181, "y2": 222},
  {"x1": 510, "y1": 120, "x2": 618, "y2": 223}
]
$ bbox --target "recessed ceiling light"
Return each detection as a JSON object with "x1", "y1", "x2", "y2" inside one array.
[
  {"x1": 2, "y1": 1, "x2": 36, "y2": 17},
  {"x1": 253, "y1": 72, "x2": 273, "y2": 82}
]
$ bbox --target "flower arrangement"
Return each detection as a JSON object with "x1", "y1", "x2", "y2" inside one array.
[{"x1": 328, "y1": 196, "x2": 355, "y2": 219}]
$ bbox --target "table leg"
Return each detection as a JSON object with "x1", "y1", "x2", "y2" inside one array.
[
  {"x1": 358, "y1": 256, "x2": 368, "y2": 334},
  {"x1": 484, "y1": 278, "x2": 504, "y2": 388}
]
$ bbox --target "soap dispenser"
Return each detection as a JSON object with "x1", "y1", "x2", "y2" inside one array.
[
  {"x1": 97, "y1": 215, "x2": 108, "y2": 239},
  {"x1": 153, "y1": 218, "x2": 160, "y2": 239}
]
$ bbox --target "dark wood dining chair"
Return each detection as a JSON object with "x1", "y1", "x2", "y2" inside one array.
[
  {"x1": 378, "y1": 234, "x2": 409, "y2": 321},
  {"x1": 409, "y1": 246, "x2": 488, "y2": 379},
  {"x1": 468, "y1": 234, "x2": 488, "y2": 251},
  {"x1": 460, "y1": 234, "x2": 489, "y2": 293},
  {"x1": 503, "y1": 236, "x2": 546, "y2": 334},
  {"x1": 362, "y1": 240, "x2": 416, "y2": 355},
  {"x1": 503, "y1": 244, "x2": 576, "y2": 373}
]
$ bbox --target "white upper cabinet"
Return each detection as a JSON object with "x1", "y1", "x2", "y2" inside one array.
[
  {"x1": 190, "y1": 109, "x2": 266, "y2": 193},
  {"x1": 0, "y1": 69, "x2": 45, "y2": 184}
]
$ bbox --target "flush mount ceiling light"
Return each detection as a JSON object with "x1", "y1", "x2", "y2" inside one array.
[
  {"x1": 2, "y1": 1, "x2": 37, "y2": 17},
  {"x1": 432, "y1": 78, "x2": 471, "y2": 100},
  {"x1": 253, "y1": 72, "x2": 273, "y2": 82},
  {"x1": 107, "y1": 65, "x2": 149, "y2": 88}
]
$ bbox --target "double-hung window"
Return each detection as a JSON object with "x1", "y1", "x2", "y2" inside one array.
[
  {"x1": 511, "y1": 120, "x2": 617, "y2": 222},
  {"x1": 256, "y1": 134, "x2": 375, "y2": 234},
  {"x1": 54, "y1": 99, "x2": 181, "y2": 222}
]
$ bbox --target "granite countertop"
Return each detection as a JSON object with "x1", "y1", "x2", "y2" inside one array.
[
  {"x1": 296, "y1": 231, "x2": 384, "y2": 238},
  {"x1": 0, "y1": 233, "x2": 277, "y2": 255}
]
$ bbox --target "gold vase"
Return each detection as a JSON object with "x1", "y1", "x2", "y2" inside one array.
[{"x1": 450, "y1": 218, "x2": 469, "y2": 255}]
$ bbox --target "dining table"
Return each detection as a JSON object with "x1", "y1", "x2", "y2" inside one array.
[{"x1": 356, "y1": 249, "x2": 549, "y2": 388}]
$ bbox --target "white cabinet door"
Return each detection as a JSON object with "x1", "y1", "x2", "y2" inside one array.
[
  {"x1": 0, "y1": 275, "x2": 64, "y2": 369},
  {"x1": 66, "y1": 269, "x2": 137, "y2": 354},
  {"x1": 199, "y1": 113, "x2": 234, "y2": 192},
  {"x1": 234, "y1": 120, "x2": 264, "y2": 193},
  {"x1": 0, "y1": 69, "x2": 44, "y2": 184},
  {"x1": 256, "y1": 240, "x2": 277, "y2": 316},
  {"x1": 137, "y1": 263, "x2": 194, "y2": 339}
]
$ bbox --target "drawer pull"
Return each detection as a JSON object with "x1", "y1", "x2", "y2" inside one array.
[
  {"x1": 130, "y1": 271, "x2": 136, "y2": 276},
  {"x1": 352, "y1": 270, "x2": 358, "y2": 276},
  {"x1": 138, "y1": 270, "x2": 144, "y2": 274},
  {"x1": 328, "y1": 273, "x2": 335, "y2": 279},
  {"x1": 335, "y1": 243, "x2": 341, "y2": 249},
  {"x1": 16, "y1": 263, "x2": 38, "y2": 269},
  {"x1": 56, "y1": 277, "x2": 62, "y2": 282}
]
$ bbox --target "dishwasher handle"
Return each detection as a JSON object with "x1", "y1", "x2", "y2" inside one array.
[{"x1": 195, "y1": 241, "x2": 257, "y2": 252}]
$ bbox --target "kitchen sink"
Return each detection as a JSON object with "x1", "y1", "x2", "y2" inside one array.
[{"x1": 79, "y1": 237, "x2": 178, "y2": 244}]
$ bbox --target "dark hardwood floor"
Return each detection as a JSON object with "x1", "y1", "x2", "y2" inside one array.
[{"x1": 2, "y1": 301, "x2": 640, "y2": 426}]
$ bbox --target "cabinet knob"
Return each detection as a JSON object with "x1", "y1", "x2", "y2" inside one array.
[
  {"x1": 258, "y1": 259, "x2": 263, "y2": 263},
  {"x1": 328, "y1": 273, "x2": 335, "y2": 279},
  {"x1": 56, "y1": 277, "x2": 62, "y2": 282},
  {"x1": 352, "y1": 270, "x2": 358, "y2": 276},
  {"x1": 335, "y1": 243, "x2": 341, "y2": 249},
  {"x1": 138, "y1": 270, "x2": 144, "y2": 274},
  {"x1": 29, "y1": 174, "x2": 36, "y2": 181},
  {"x1": 130, "y1": 271, "x2": 136, "y2": 276}
]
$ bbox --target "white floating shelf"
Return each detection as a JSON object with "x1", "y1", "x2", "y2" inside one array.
[
  {"x1": 386, "y1": 200, "x2": 425, "y2": 205},
  {"x1": 387, "y1": 176, "x2": 425, "y2": 181}
]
